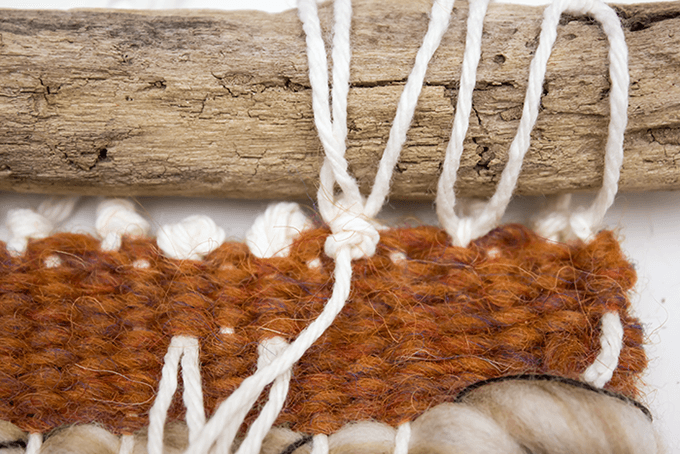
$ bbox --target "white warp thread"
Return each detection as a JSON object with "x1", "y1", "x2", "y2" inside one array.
[
  {"x1": 534, "y1": 0, "x2": 629, "y2": 241},
  {"x1": 235, "y1": 337, "x2": 292, "y2": 454},
  {"x1": 181, "y1": 1, "x2": 458, "y2": 452},
  {"x1": 582, "y1": 311, "x2": 625, "y2": 388},
  {"x1": 532, "y1": 193, "x2": 573, "y2": 242},
  {"x1": 362, "y1": 0, "x2": 455, "y2": 218},
  {"x1": 95, "y1": 198, "x2": 151, "y2": 251},
  {"x1": 181, "y1": 338, "x2": 206, "y2": 445},
  {"x1": 156, "y1": 215, "x2": 226, "y2": 260},
  {"x1": 118, "y1": 435, "x2": 135, "y2": 454},
  {"x1": 393, "y1": 423, "x2": 411, "y2": 454},
  {"x1": 311, "y1": 434, "x2": 329, "y2": 454},
  {"x1": 245, "y1": 202, "x2": 312, "y2": 258},
  {"x1": 435, "y1": 0, "x2": 491, "y2": 246},
  {"x1": 437, "y1": 0, "x2": 628, "y2": 246},
  {"x1": 183, "y1": 247, "x2": 353, "y2": 454},
  {"x1": 148, "y1": 336, "x2": 203, "y2": 454},
  {"x1": 25, "y1": 433, "x2": 42, "y2": 454}
]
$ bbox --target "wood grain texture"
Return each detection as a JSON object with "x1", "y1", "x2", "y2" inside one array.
[{"x1": 0, "y1": 1, "x2": 679, "y2": 199}]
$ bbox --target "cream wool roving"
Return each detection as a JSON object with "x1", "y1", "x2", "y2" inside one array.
[{"x1": 0, "y1": 0, "x2": 663, "y2": 452}]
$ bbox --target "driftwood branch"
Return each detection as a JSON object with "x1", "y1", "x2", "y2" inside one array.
[{"x1": 0, "y1": 1, "x2": 679, "y2": 199}]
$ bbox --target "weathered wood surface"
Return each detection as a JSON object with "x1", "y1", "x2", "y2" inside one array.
[{"x1": 0, "y1": 1, "x2": 679, "y2": 199}]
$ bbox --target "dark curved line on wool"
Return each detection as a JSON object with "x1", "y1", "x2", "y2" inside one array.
[
  {"x1": 279, "y1": 434, "x2": 313, "y2": 454},
  {"x1": 453, "y1": 374, "x2": 652, "y2": 420},
  {"x1": 0, "y1": 440, "x2": 27, "y2": 450}
]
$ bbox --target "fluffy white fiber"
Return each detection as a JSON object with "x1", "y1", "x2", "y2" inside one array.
[{"x1": 0, "y1": 378, "x2": 659, "y2": 454}]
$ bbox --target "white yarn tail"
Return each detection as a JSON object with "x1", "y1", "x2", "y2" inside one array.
[
  {"x1": 119, "y1": 435, "x2": 135, "y2": 454},
  {"x1": 583, "y1": 312, "x2": 624, "y2": 388},
  {"x1": 235, "y1": 338, "x2": 292, "y2": 454},
  {"x1": 393, "y1": 423, "x2": 411, "y2": 454},
  {"x1": 183, "y1": 248, "x2": 354, "y2": 454},
  {"x1": 311, "y1": 434, "x2": 329, "y2": 454},
  {"x1": 25, "y1": 434, "x2": 42, "y2": 454},
  {"x1": 149, "y1": 336, "x2": 204, "y2": 454}
]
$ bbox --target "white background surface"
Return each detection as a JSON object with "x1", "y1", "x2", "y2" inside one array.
[{"x1": 0, "y1": 0, "x2": 678, "y2": 451}]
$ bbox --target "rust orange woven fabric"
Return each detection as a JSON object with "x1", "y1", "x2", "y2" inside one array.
[{"x1": 0, "y1": 224, "x2": 646, "y2": 435}]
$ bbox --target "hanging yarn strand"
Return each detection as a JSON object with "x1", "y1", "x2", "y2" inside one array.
[
  {"x1": 181, "y1": 0, "x2": 461, "y2": 451},
  {"x1": 437, "y1": 0, "x2": 629, "y2": 246},
  {"x1": 435, "y1": 0, "x2": 491, "y2": 245},
  {"x1": 0, "y1": 0, "x2": 652, "y2": 451},
  {"x1": 562, "y1": 0, "x2": 629, "y2": 239},
  {"x1": 362, "y1": 0, "x2": 455, "y2": 218},
  {"x1": 182, "y1": 247, "x2": 354, "y2": 454}
]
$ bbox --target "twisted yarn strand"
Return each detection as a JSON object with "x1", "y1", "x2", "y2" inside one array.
[
  {"x1": 148, "y1": 338, "x2": 184, "y2": 454},
  {"x1": 235, "y1": 338, "x2": 292, "y2": 454},
  {"x1": 316, "y1": 0, "x2": 355, "y2": 221},
  {"x1": 435, "y1": 0, "x2": 491, "y2": 245},
  {"x1": 437, "y1": 0, "x2": 628, "y2": 246},
  {"x1": 180, "y1": 338, "x2": 205, "y2": 445},
  {"x1": 311, "y1": 434, "x2": 330, "y2": 454},
  {"x1": 567, "y1": 0, "x2": 629, "y2": 238},
  {"x1": 298, "y1": 0, "x2": 362, "y2": 220},
  {"x1": 363, "y1": 0, "x2": 455, "y2": 218},
  {"x1": 119, "y1": 435, "x2": 135, "y2": 454},
  {"x1": 149, "y1": 336, "x2": 203, "y2": 454},
  {"x1": 184, "y1": 247, "x2": 353, "y2": 454},
  {"x1": 25, "y1": 433, "x2": 42, "y2": 454},
  {"x1": 583, "y1": 312, "x2": 624, "y2": 388}
]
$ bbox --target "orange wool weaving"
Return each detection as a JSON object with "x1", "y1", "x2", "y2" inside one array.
[{"x1": 0, "y1": 224, "x2": 646, "y2": 436}]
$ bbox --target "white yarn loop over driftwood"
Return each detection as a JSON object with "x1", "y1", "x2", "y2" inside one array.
[
  {"x1": 436, "y1": 0, "x2": 628, "y2": 246},
  {"x1": 182, "y1": 0, "x2": 458, "y2": 452}
]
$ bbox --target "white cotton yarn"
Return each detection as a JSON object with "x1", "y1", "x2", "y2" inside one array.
[
  {"x1": 310, "y1": 434, "x2": 329, "y2": 454},
  {"x1": 118, "y1": 435, "x2": 135, "y2": 454},
  {"x1": 24, "y1": 433, "x2": 42, "y2": 454},
  {"x1": 156, "y1": 215, "x2": 226, "y2": 260},
  {"x1": 5, "y1": 209, "x2": 53, "y2": 254},
  {"x1": 583, "y1": 312, "x2": 625, "y2": 388},
  {"x1": 436, "y1": 0, "x2": 628, "y2": 246},
  {"x1": 5, "y1": 196, "x2": 78, "y2": 254},
  {"x1": 96, "y1": 199, "x2": 151, "y2": 251},
  {"x1": 392, "y1": 423, "x2": 411, "y2": 454},
  {"x1": 245, "y1": 202, "x2": 312, "y2": 258},
  {"x1": 148, "y1": 336, "x2": 204, "y2": 454},
  {"x1": 530, "y1": 0, "x2": 629, "y2": 242},
  {"x1": 180, "y1": 0, "x2": 463, "y2": 451},
  {"x1": 322, "y1": 195, "x2": 381, "y2": 260},
  {"x1": 236, "y1": 337, "x2": 292, "y2": 454}
]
